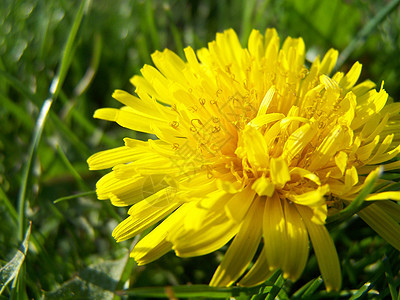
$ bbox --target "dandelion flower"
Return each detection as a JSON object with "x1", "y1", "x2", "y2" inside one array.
[{"x1": 88, "y1": 29, "x2": 400, "y2": 291}]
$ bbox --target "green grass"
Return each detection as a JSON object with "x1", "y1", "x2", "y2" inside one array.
[{"x1": 1, "y1": 0, "x2": 400, "y2": 299}]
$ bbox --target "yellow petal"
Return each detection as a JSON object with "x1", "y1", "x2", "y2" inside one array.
[
  {"x1": 252, "y1": 177, "x2": 275, "y2": 197},
  {"x1": 133, "y1": 240, "x2": 172, "y2": 265},
  {"x1": 351, "y1": 79, "x2": 376, "y2": 96},
  {"x1": 308, "y1": 125, "x2": 346, "y2": 171},
  {"x1": 225, "y1": 186, "x2": 257, "y2": 222},
  {"x1": 360, "y1": 113, "x2": 388, "y2": 143},
  {"x1": 358, "y1": 204, "x2": 400, "y2": 251},
  {"x1": 366, "y1": 191, "x2": 400, "y2": 201},
  {"x1": 184, "y1": 46, "x2": 202, "y2": 73},
  {"x1": 241, "y1": 126, "x2": 269, "y2": 168},
  {"x1": 170, "y1": 210, "x2": 239, "y2": 257},
  {"x1": 113, "y1": 187, "x2": 181, "y2": 242},
  {"x1": 310, "y1": 204, "x2": 328, "y2": 225},
  {"x1": 248, "y1": 29, "x2": 264, "y2": 61},
  {"x1": 288, "y1": 185, "x2": 329, "y2": 207},
  {"x1": 283, "y1": 123, "x2": 316, "y2": 164},
  {"x1": 257, "y1": 86, "x2": 276, "y2": 116},
  {"x1": 368, "y1": 140, "x2": 400, "y2": 165},
  {"x1": 131, "y1": 203, "x2": 191, "y2": 265},
  {"x1": 334, "y1": 151, "x2": 348, "y2": 175},
  {"x1": 319, "y1": 48, "x2": 338, "y2": 75},
  {"x1": 320, "y1": 74, "x2": 340, "y2": 90},
  {"x1": 216, "y1": 178, "x2": 243, "y2": 194},
  {"x1": 359, "y1": 160, "x2": 400, "y2": 174},
  {"x1": 263, "y1": 194, "x2": 286, "y2": 270},
  {"x1": 282, "y1": 202, "x2": 309, "y2": 280},
  {"x1": 355, "y1": 135, "x2": 379, "y2": 162},
  {"x1": 151, "y1": 49, "x2": 186, "y2": 85},
  {"x1": 297, "y1": 205, "x2": 342, "y2": 292},
  {"x1": 188, "y1": 192, "x2": 232, "y2": 230},
  {"x1": 343, "y1": 166, "x2": 359, "y2": 193},
  {"x1": 96, "y1": 172, "x2": 162, "y2": 207},
  {"x1": 93, "y1": 107, "x2": 168, "y2": 134},
  {"x1": 340, "y1": 61, "x2": 362, "y2": 90},
  {"x1": 249, "y1": 113, "x2": 285, "y2": 129},
  {"x1": 290, "y1": 167, "x2": 321, "y2": 185},
  {"x1": 270, "y1": 157, "x2": 290, "y2": 188},
  {"x1": 210, "y1": 197, "x2": 264, "y2": 286},
  {"x1": 88, "y1": 146, "x2": 143, "y2": 170},
  {"x1": 351, "y1": 88, "x2": 388, "y2": 130},
  {"x1": 238, "y1": 248, "x2": 273, "y2": 287},
  {"x1": 112, "y1": 89, "x2": 172, "y2": 120}
]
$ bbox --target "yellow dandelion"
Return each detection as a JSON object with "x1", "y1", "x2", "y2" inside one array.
[{"x1": 88, "y1": 29, "x2": 400, "y2": 291}]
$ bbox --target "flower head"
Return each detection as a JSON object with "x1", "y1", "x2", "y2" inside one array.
[{"x1": 88, "y1": 29, "x2": 400, "y2": 291}]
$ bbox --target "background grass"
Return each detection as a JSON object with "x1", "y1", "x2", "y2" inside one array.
[{"x1": 1, "y1": 0, "x2": 400, "y2": 299}]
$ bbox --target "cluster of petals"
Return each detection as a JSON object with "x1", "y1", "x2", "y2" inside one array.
[{"x1": 88, "y1": 28, "x2": 400, "y2": 291}]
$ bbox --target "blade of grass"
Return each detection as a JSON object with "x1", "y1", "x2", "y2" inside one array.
[
  {"x1": 0, "y1": 69, "x2": 41, "y2": 106},
  {"x1": 349, "y1": 282, "x2": 375, "y2": 300},
  {"x1": 17, "y1": 0, "x2": 90, "y2": 241},
  {"x1": 348, "y1": 250, "x2": 399, "y2": 300},
  {"x1": 1, "y1": 222, "x2": 31, "y2": 295},
  {"x1": 17, "y1": 98, "x2": 52, "y2": 240},
  {"x1": 53, "y1": 191, "x2": 96, "y2": 204},
  {"x1": 336, "y1": 0, "x2": 400, "y2": 69},
  {"x1": 13, "y1": 0, "x2": 90, "y2": 297},
  {"x1": 292, "y1": 276, "x2": 323, "y2": 298},
  {"x1": 252, "y1": 0, "x2": 272, "y2": 30},
  {"x1": 240, "y1": 0, "x2": 257, "y2": 45},
  {"x1": 119, "y1": 284, "x2": 271, "y2": 298},
  {"x1": 56, "y1": 145, "x2": 90, "y2": 191},
  {"x1": 49, "y1": 112, "x2": 91, "y2": 157},
  {"x1": 165, "y1": 9, "x2": 184, "y2": 57},
  {"x1": 0, "y1": 69, "x2": 112, "y2": 152},
  {"x1": 144, "y1": 0, "x2": 161, "y2": 50},
  {"x1": 265, "y1": 273, "x2": 286, "y2": 300},
  {"x1": 0, "y1": 94, "x2": 35, "y2": 130},
  {"x1": 383, "y1": 256, "x2": 398, "y2": 300},
  {"x1": 0, "y1": 70, "x2": 87, "y2": 153},
  {"x1": 60, "y1": 99, "x2": 120, "y2": 148},
  {"x1": 0, "y1": 185, "x2": 18, "y2": 224},
  {"x1": 72, "y1": 33, "x2": 102, "y2": 97}
]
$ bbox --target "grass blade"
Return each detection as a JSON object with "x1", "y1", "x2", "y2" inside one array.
[
  {"x1": 0, "y1": 185, "x2": 18, "y2": 224},
  {"x1": 56, "y1": 145, "x2": 90, "y2": 191},
  {"x1": 336, "y1": 0, "x2": 400, "y2": 69},
  {"x1": 383, "y1": 256, "x2": 398, "y2": 300},
  {"x1": 292, "y1": 276, "x2": 323, "y2": 298},
  {"x1": 119, "y1": 284, "x2": 271, "y2": 298},
  {"x1": 17, "y1": 0, "x2": 90, "y2": 240},
  {"x1": 13, "y1": 0, "x2": 90, "y2": 297},
  {"x1": 1, "y1": 222, "x2": 31, "y2": 295},
  {"x1": 54, "y1": 191, "x2": 96, "y2": 204},
  {"x1": 265, "y1": 273, "x2": 286, "y2": 300}
]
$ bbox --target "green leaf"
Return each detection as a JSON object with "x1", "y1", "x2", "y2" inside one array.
[
  {"x1": 0, "y1": 222, "x2": 31, "y2": 295},
  {"x1": 45, "y1": 254, "x2": 129, "y2": 300},
  {"x1": 120, "y1": 284, "x2": 272, "y2": 299}
]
